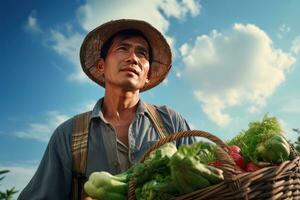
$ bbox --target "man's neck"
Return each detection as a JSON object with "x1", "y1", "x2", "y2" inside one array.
[{"x1": 102, "y1": 88, "x2": 140, "y2": 123}]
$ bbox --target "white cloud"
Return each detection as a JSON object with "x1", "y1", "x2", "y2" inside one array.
[
  {"x1": 76, "y1": 0, "x2": 199, "y2": 60},
  {"x1": 180, "y1": 43, "x2": 189, "y2": 56},
  {"x1": 1, "y1": 99, "x2": 99, "y2": 198},
  {"x1": 24, "y1": 10, "x2": 41, "y2": 33},
  {"x1": 13, "y1": 100, "x2": 97, "y2": 142},
  {"x1": 15, "y1": 111, "x2": 69, "y2": 142},
  {"x1": 77, "y1": 0, "x2": 200, "y2": 33},
  {"x1": 194, "y1": 91, "x2": 231, "y2": 126},
  {"x1": 277, "y1": 24, "x2": 290, "y2": 39},
  {"x1": 77, "y1": 0, "x2": 168, "y2": 33},
  {"x1": 246, "y1": 106, "x2": 259, "y2": 113},
  {"x1": 49, "y1": 0, "x2": 200, "y2": 84},
  {"x1": 291, "y1": 36, "x2": 300, "y2": 55},
  {"x1": 279, "y1": 24, "x2": 291, "y2": 33},
  {"x1": 50, "y1": 29, "x2": 90, "y2": 83},
  {"x1": 73, "y1": 100, "x2": 97, "y2": 113},
  {"x1": 165, "y1": 35, "x2": 177, "y2": 59},
  {"x1": 181, "y1": 23, "x2": 295, "y2": 126},
  {"x1": 0, "y1": 163, "x2": 38, "y2": 199},
  {"x1": 159, "y1": 0, "x2": 200, "y2": 19}
]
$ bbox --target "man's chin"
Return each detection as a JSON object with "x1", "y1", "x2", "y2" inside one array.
[{"x1": 119, "y1": 81, "x2": 145, "y2": 92}]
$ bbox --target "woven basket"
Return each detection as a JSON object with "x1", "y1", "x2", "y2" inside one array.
[{"x1": 127, "y1": 130, "x2": 300, "y2": 200}]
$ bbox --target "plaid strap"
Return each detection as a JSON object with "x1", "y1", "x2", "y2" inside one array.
[
  {"x1": 71, "y1": 111, "x2": 91, "y2": 200},
  {"x1": 144, "y1": 102, "x2": 168, "y2": 138}
]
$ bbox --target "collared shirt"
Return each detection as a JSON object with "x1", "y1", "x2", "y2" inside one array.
[
  {"x1": 18, "y1": 98, "x2": 196, "y2": 200},
  {"x1": 117, "y1": 139, "x2": 131, "y2": 172}
]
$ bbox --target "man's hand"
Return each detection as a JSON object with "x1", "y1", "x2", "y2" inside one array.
[{"x1": 84, "y1": 197, "x2": 93, "y2": 200}]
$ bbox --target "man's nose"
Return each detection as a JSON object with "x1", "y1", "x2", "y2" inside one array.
[{"x1": 125, "y1": 49, "x2": 138, "y2": 65}]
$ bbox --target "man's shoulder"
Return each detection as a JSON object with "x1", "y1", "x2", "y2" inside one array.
[
  {"x1": 55, "y1": 111, "x2": 92, "y2": 132},
  {"x1": 152, "y1": 104, "x2": 183, "y2": 119},
  {"x1": 48, "y1": 117, "x2": 73, "y2": 144},
  {"x1": 55, "y1": 117, "x2": 74, "y2": 133},
  {"x1": 49, "y1": 110, "x2": 93, "y2": 147},
  {"x1": 148, "y1": 103, "x2": 189, "y2": 130},
  {"x1": 149, "y1": 103, "x2": 192, "y2": 141}
]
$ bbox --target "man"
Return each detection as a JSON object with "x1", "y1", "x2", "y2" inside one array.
[{"x1": 18, "y1": 19, "x2": 195, "y2": 200}]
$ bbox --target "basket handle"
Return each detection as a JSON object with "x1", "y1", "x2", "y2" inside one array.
[
  {"x1": 142, "y1": 130, "x2": 241, "y2": 179},
  {"x1": 128, "y1": 130, "x2": 242, "y2": 200}
]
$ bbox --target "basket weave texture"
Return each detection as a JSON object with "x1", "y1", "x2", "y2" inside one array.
[{"x1": 128, "y1": 130, "x2": 300, "y2": 200}]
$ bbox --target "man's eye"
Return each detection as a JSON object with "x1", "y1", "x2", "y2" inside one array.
[
  {"x1": 137, "y1": 51, "x2": 148, "y2": 58},
  {"x1": 118, "y1": 46, "x2": 127, "y2": 51}
]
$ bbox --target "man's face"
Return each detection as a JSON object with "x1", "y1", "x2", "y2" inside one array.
[{"x1": 98, "y1": 35, "x2": 151, "y2": 92}]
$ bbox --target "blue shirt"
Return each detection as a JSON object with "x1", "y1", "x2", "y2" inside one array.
[{"x1": 18, "y1": 98, "x2": 196, "y2": 200}]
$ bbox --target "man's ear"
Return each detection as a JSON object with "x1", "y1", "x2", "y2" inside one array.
[
  {"x1": 97, "y1": 58, "x2": 105, "y2": 74},
  {"x1": 145, "y1": 69, "x2": 151, "y2": 84},
  {"x1": 145, "y1": 78, "x2": 150, "y2": 84}
]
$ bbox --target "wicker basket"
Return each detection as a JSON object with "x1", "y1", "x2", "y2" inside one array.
[{"x1": 128, "y1": 130, "x2": 300, "y2": 200}]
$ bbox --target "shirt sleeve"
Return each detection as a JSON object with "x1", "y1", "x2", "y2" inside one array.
[
  {"x1": 171, "y1": 109, "x2": 197, "y2": 146},
  {"x1": 18, "y1": 119, "x2": 73, "y2": 200},
  {"x1": 156, "y1": 105, "x2": 197, "y2": 146}
]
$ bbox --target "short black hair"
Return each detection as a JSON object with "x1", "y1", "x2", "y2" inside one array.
[{"x1": 100, "y1": 29, "x2": 153, "y2": 64}]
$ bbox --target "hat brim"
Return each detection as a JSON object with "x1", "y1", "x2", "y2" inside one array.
[{"x1": 80, "y1": 19, "x2": 172, "y2": 92}]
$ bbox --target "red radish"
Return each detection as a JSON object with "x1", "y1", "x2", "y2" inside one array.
[
  {"x1": 228, "y1": 145, "x2": 241, "y2": 154},
  {"x1": 246, "y1": 162, "x2": 260, "y2": 172},
  {"x1": 230, "y1": 152, "x2": 246, "y2": 169},
  {"x1": 209, "y1": 145, "x2": 246, "y2": 170}
]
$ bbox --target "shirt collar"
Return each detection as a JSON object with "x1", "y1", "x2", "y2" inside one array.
[{"x1": 90, "y1": 97, "x2": 149, "y2": 120}]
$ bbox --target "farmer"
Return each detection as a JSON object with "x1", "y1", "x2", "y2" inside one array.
[{"x1": 18, "y1": 19, "x2": 196, "y2": 200}]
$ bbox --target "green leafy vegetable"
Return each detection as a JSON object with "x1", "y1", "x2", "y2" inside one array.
[
  {"x1": 177, "y1": 141, "x2": 216, "y2": 164},
  {"x1": 137, "y1": 174, "x2": 178, "y2": 200},
  {"x1": 84, "y1": 171, "x2": 128, "y2": 200},
  {"x1": 169, "y1": 151, "x2": 223, "y2": 194},
  {"x1": 228, "y1": 114, "x2": 287, "y2": 163}
]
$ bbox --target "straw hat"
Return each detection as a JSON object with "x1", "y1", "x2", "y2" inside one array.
[{"x1": 80, "y1": 19, "x2": 172, "y2": 92}]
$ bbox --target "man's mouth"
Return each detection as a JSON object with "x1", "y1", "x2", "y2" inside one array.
[{"x1": 120, "y1": 67, "x2": 140, "y2": 76}]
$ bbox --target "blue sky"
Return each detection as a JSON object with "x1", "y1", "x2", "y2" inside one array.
[{"x1": 1, "y1": 0, "x2": 300, "y2": 197}]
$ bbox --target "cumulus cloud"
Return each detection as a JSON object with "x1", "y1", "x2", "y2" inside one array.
[
  {"x1": 77, "y1": 0, "x2": 200, "y2": 33},
  {"x1": 24, "y1": 10, "x2": 42, "y2": 33},
  {"x1": 73, "y1": 100, "x2": 97, "y2": 113},
  {"x1": 76, "y1": 0, "x2": 199, "y2": 59},
  {"x1": 15, "y1": 111, "x2": 69, "y2": 142},
  {"x1": 0, "y1": 163, "x2": 38, "y2": 198},
  {"x1": 181, "y1": 24, "x2": 295, "y2": 126},
  {"x1": 49, "y1": 0, "x2": 200, "y2": 84},
  {"x1": 14, "y1": 101, "x2": 97, "y2": 142},
  {"x1": 277, "y1": 24, "x2": 290, "y2": 39},
  {"x1": 291, "y1": 36, "x2": 300, "y2": 55},
  {"x1": 279, "y1": 24, "x2": 291, "y2": 33},
  {"x1": 158, "y1": 0, "x2": 200, "y2": 19},
  {"x1": 77, "y1": 0, "x2": 167, "y2": 33},
  {"x1": 50, "y1": 29, "x2": 89, "y2": 82}
]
